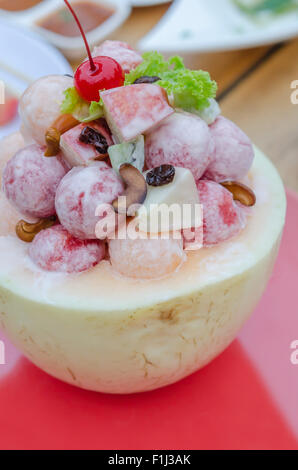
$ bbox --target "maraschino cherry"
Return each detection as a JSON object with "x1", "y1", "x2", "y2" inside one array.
[{"x1": 64, "y1": 0, "x2": 125, "y2": 102}]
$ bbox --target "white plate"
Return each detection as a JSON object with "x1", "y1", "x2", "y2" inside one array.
[
  {"x1": 0, "y1": 0, "x2": 131, "y2": 61},
  {"x1": 0, "y1": 19, "x2": 73, "y2": 139},
  {"x1": 132, "y1": 0, "x2": 172, "y2": 6},
  {"x1": 139, "y1": 0, "x2": 298, "y2": 52}
]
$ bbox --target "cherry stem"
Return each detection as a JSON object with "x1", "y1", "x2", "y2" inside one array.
[{"x1": 64, "y1": 0, "x2": 96, "y2": 72}]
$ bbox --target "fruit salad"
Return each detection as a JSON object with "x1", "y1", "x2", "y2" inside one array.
[
  {"x1": 1, "y1": 30, "x2": 259, "y2": 280},
  {"x1": 0, "y1": 1, "x2": 286, "y2": 394}
]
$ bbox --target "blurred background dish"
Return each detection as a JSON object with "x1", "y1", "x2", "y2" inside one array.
[
  {"x1": 0, "y1": 0, "x2": 131, "y2": 60},
  {"x1": 139, "y1": 0, "x2": 298, "y2": 52},
  {"x1": 131, "y1": 0, "x2": 172, "y2": 6},
  {"x1": 0, "y1": 18, "x2": 72, "y2": 139}
]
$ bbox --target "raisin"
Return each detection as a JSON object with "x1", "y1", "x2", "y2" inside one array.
[
  {"x1": 79, "y1": 126, "x2": 108, "y2": 155},
  {"x1": 133, "y1": 76, "x2": 161, "y2": 85},
  {"x1": 146, "y1": 165, "x2": 176, "y2": 187}
]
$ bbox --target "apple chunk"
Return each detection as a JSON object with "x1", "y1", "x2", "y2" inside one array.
[
  {"x1": 108, "y1": 135, "x2": 145, "y2": 174},
  {"x1": 101, "y1": 84, "x2": 174, "y2": 142},
  {"x1": 60, "y1": 119, "x2": 113, "y2": 167},
  {"x1": 137, "y1": 167, "x2": 202, "y2": 234}
]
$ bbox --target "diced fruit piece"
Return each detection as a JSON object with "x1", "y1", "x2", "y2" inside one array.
[
  {"x1": 137, "y1": 167, "x2": 202, "y2": 234},
  {"x1": 19, "y1": 75, "x2": 73, "y2": 145},
  {"x1": 60, "y1": 119, "x2": 113, "y2": 167},
  {"x1": 192, "y1": 98, "x2": 221, "y2": 125},
  {"x1": 29, "y1": 224, "x2": 105, "y2": 273},
  {"x1": 0, "y1": 96, "x2": 18, "y2": 126},
  {"x1": 55, "y1": 161, "x2": 124, "y2": 239},
  {"x1": 112, "y1": 164, "x2": 147, "y2": 215},
  {"x1": 101, "y1": 84, "x2": 174, "y2": 142},
  {"x1": 204, "y1": 116, "x2": 254, "y2": 182},
  {"x1": 145, "y1": 111, "x2": 214, "y2": 181},
  {"x1": 109, "y1": 233, "x2": 185, "y2": 280},
  {"x1": 108, "y1": 135, "x2": 145, "y2": 174},
  {"x1": 2, "y1": 144, "x2": 68, "y2": 219},
  {"x1": 74, "y1": 56, "x2": 125, "y2": 103},
  {"x1": 92, "y1": 40, "x2": 143, "y2": 74},
  {"x1": 197, "y1": 180, "x2": 247, "y2": 246}
]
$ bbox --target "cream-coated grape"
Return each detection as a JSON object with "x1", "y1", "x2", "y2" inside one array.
[
  {"x1": 2, "y1": 144, "x2": 68, "y2": 219},
  {"x1": 109, "y1": 234, "x2": 185, "y2": 280},
  {"x1": 19, "y1": 75, "x2": 73, "y2": 145}
]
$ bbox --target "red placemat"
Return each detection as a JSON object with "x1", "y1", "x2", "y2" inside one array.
[{"x1": 0, "y1": 191, "x2": 297, "y2": 450}]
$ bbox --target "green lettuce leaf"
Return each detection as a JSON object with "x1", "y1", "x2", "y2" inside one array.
[
  {"x1": 124, "y1": 51, "x2": 172, "y2": 85},
  {"x1": 85, "y1": 99, "x2": 104, "y2": 122},
  {"x1": 125, "y1": 51, "x2": 217, "y2": 112},
  {"x1": 60, "y1": 87, "x2": 104, "y2": 122},
  {"x1": 60, "y1": 87, "x2": 84, "y2": 114}
]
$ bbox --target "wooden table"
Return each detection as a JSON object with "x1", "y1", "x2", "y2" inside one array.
[{"x1": 87, "y1": 4, "x2": 298, "y2": 191}]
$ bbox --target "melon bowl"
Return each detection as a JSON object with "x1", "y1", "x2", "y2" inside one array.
[{"x1": 0, "y1": 133, "x2": 286, "y2": 394}]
